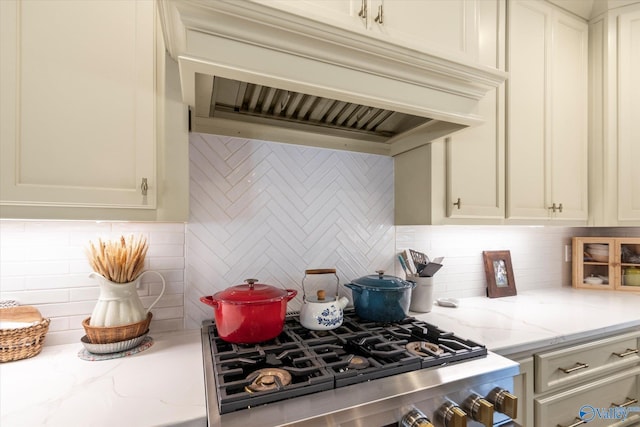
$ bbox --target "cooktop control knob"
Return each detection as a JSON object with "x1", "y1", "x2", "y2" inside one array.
[
  {"x1": 462, "y1": 393, "x2": 494, "y2": 427},
  {"x1": 486, "y1": 387, "x2": 518, "y2": 419},
  {"x1": 437, "y1": 402, "x2": 467, "y2": 427},
  {"x1": 400, "y1": 408, "x2": 435, "y2": 427}
]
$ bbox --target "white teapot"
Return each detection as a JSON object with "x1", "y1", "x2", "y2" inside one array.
[{"x1": 299, "y1": 269, "x2": 349, "y2": 330}]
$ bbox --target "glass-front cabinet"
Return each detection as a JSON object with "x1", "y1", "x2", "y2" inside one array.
[{"x1": 572, "y1": 237, "x2": 640, "y2": 292}]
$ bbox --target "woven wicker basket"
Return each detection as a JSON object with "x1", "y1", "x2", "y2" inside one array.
[
  {"x1": 82, "y1": 312, "x2": 152, "y2": 344},
  {"x1": 0, "y1": 304, "x2": 50, "y2": 363}
]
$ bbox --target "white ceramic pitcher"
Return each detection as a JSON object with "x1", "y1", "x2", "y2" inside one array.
[{"x1": 89, "y1": 270, "x2": 166, "y2": 327}]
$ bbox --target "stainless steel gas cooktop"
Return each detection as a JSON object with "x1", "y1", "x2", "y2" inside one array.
[{"x1": 201, "y1": 310, "x2": 521, "y2": 427}]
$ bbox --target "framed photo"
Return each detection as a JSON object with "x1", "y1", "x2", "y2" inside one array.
[{"x1": 483, "y1": 250, "x2": 517, "y2": 298}]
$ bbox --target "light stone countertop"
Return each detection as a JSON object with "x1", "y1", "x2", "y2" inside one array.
[
  {"x1": 1, "y1": 288, "x2": 639, "y2": 427},
  {"x1": 0, "y1": 329, "x2": 207, "y2": 427},
  {"x1": 412, "y1": 287, "x2": 640, "y2": 358}
]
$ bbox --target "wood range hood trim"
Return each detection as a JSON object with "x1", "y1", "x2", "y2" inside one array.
[{"x1": 158, "y1": 0, "x2": 507, "y2": 156}]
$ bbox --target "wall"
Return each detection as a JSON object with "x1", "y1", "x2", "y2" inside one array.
[
  {"x1": 398, "y1": 226, "x2": 574, "y2": 299},
  {"x1": 1, "y1": 133, "x2": 638, "y2": 344},
  {"x1": 0, "y1": 221, "x2": 185, "y2": 345},
  {"x1": 397, "y1": 225, "x2": 640, "y2": 299},
  {"x1": 184, "y1": 133, "x2": 395, "y2": 328}
]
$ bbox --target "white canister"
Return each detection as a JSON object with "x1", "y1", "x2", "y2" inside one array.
[{"x1": 409, "y1": 276, "x2": 434, "y2": 313}]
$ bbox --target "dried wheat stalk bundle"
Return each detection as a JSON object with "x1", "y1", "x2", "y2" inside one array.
[{"x1": 86, "y1": 235, "x2": 148, "y2": 283}]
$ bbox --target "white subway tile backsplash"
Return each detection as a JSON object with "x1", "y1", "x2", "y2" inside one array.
[
  {"x1": 0, "y1": 221, "x2": 186, "y2": 344},
  {"x1": 185, "y1": 133, "x2": 395, "y2": 328},
  {"x1": 26, "y1": 275, "x2": 93, "y2": 292},
  {"x1": 0, "y1": 289, "x2": 69, "y2": 305},
  {"x1": 396, "y1": 225, "x2": 583, "y2": 299},
  {"x1": 2, "y1": 137, "x2": 638, "y2": 347}
]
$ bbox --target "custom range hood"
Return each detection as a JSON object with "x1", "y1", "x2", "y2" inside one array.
[{"x1": 158, "y1": 0, "x2": 506, "y2": 156}]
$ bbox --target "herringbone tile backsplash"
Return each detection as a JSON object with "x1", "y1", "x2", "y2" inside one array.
[{"x1": 185, "y1": 133, "x2": 395, "y2": 328}]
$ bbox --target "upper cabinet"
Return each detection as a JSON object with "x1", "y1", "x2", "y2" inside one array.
[
  {"x1": 506, "y1": 0, "x2": 588, "y2": 224},
  {"x1": 0, "y1": 0, "x2": 188, "y2": 221},
  {"x1": 589, "y1": 2, "x2": 640, "y2": 226},
  {"x1": 247, "y1": 0, "x2": 484, "y2": 64},
  {"x1": 395, "y1": 0, "x2": 506, "y2": 225}
]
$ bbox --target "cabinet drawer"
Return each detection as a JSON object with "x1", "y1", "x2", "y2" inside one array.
[
  {"x1": 535, "y1": 331, "x2": 640, "y2": 393},
  {"x1": 535, "y1": 365, "x2": 640, "y2": 427}
]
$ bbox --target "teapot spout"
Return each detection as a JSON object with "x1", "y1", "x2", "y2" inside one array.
[{"x1": 336, "y1": 296, "x2": 349, "y2": 309}]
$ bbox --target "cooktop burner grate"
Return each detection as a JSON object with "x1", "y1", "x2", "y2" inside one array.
[{"x1": 204, "y1": 309, "x2": 487, "y2": 414}]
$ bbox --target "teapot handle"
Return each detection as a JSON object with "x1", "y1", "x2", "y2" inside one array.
[{"x1": 137, "y1": 270, "x2": 166, "y2": 314}]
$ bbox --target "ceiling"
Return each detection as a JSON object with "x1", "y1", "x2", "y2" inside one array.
[{"x1": 547, "y1": 0, "x2": 639, "y2": 19}]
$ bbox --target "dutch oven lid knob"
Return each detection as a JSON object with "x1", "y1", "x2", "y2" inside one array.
[
  {"x1": 245, "y1": 278, "x2": 259, "y2": 289},
  {"x1": 376, "y1": 270, "x2": 385, "y2": 278}
]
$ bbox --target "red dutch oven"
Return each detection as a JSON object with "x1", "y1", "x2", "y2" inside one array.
[{"x1": 200, "y1": 279, "x2": 297, "y2": 344}]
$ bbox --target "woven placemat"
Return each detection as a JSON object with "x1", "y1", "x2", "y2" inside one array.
[{"x1": 77, "y1": 336, "x2": 154, "y2": 361}]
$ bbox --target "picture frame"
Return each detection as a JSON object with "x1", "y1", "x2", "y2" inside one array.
[{"x1": 483, "y1": 250, "x2": 517, "y2": 298}]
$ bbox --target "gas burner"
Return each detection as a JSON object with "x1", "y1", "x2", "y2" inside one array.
[
  {"x1": 206, "y1": 310, "x2": 488, "y2": 414},
  {"x1": 245, "y1": 368, "x2": 292, "y2": 393},
  {"x1": 347, "y1": 355, "x2": 370, "y2": 370},
  {"x1": 406, "y1": 341, "x2": 444, "y2": 356}
]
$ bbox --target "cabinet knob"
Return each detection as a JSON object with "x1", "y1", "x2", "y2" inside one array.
[
  {"x1": 140, "y1": 178, "x2": 148, "y2": 196},
  {"x1": 548, "y1": 202, "x2": 563, "y2": 213},
  {"x1": 486, "y1": 387, "x2": 518, "y2": 419},
  {"x1": 374, "y1": 4, "x2": 383, "y2": 24},
  {"x1": 437, "y1": 402, "x2": 467, "y2": 427},
  {"x1": 612, "y1": 397, "x2": 638, "y2": 408},
  {"x1": 558, "y1": 417, "x2": 588, "y2": 427},
  {"x1": 559, "y1": 362, "x2": 589, "y2": 374},
  {"x1": 613, "y1": 348, "x2": 639, "y2": 358},
  {"x1": 400, "y1": 408, "x2": 434, "y2": 427},
  {"x1": 358, "y1": 0, "x2": 367, "y2": 20},
  {"x1": 453, "y1": 198, "x2": 462, "y2": 209},
  {"x1": 463, "y1": 394, "x2": 494, "y2": 427}
]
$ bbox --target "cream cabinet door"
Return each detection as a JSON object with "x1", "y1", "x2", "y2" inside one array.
[
  {"x1": 249, "y1": 0, "x2": 486, "y2": 64},
  {"x1": 368, "y1": 0, "x2": 480, "y2": 62},
  {"x1": 617, "y1": 9, "x2": 640, "y2": 223},
  {"x1": 0, "y1": 0, "x2": 156, "y2": 210},
  {"x1": 394, "y1": 0, "x2": 505, "y2": 225},
  {"x1": 246, "y1": 0, "x2": 366, "y2": 31},
  {"x1": 507, "y1": 0, "x2": 588, "y2": 224},
  {"x1": 535, "y1": 366, "x2": 640, "y2": 427}
]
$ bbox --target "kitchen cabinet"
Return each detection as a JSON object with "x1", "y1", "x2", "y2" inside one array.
[
  {"x1": 506, "y1": 0, "x2": 588, "y2": 224},
  {"x1": 512, "y1": 356, "x2": 534, "y2": 427},
  {"x1": 536, "y1": 367, "x2": 640, "y2": 427},
  {"x1": 247, "y1": 0, "x2": 485, "y2": 64},
  {"x1": 572, "y1": 237, "x2": 640, "y2": 292},
  {"x1": 395, "y1": 0, "x2": 506, "y2": 225},
  {"x1": 514, "y1": 330, "x2": 640, "y2": 427},
  {"x1": 589, "y1": 3, "x2": 640, "y2": 226},
  {"x1": 0, "y1": 0, "x2": 188, "y2": 221}
]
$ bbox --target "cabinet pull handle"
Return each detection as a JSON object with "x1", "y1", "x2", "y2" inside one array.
[
  {"x1": 374, "y1": 4, "x2": 383, "y2": 24},
  {"x1": 140, "y1": 178, "x2": 148, "y2": 196},
  {"x1": 557, "y1": 203, "x2": 563, "y2": 213},
  {"x1": 548, "y1": 203, "x2": 557, "y2": 212},
  {"x1": 612, "y1": 397, "x2": 638, "y2": 408},
  {"x1": 453, "y1": 198, "x2": 461, "y2": 209},
  {"x1": 559, "y1": 362, "x2": 589, "y2": 374},
  {"x1": 557, "y1": 417, "x2": 587, "y2": 427},
  {"x1": 358, "y1": 0, "x2": 367, "y2": 20},
  {"x1": 613, "y1": 348, "x2": 639, "y2": 358}
]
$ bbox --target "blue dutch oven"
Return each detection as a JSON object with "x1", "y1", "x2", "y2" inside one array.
[{"x1": 344, "y1": 270, "x2": 416, "y2": 322}]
